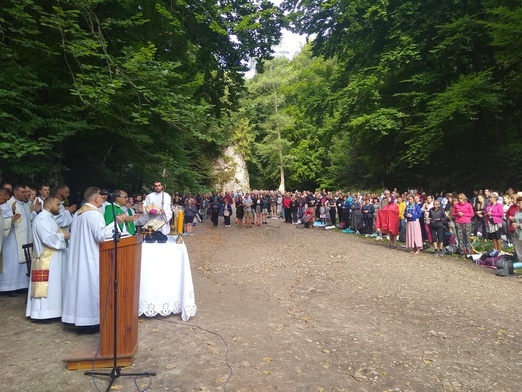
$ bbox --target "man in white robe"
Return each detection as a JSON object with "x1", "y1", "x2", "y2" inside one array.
[
  {"x1": 143, "y1": 181, "x2": 172, "y2": 235},
  {"x1": 0, "y1": 188, "x2": 13, "y2": 275},
  {"x1": 53, "y1": 184, "x2": 77, "y2": 230},
  {"x1": 62, "y1": 187, "x2": 106, "y2": 326},
  {"x1": 26, "y1": 197, "x2": 69, "y2": 320},
  {"x1": 0, "y1": 185, "x2": 31, "y2": 296},
  {"x1": 35, "y1": 184, "x2": 50, "y2": 206},
  {"x1": 98, "y1": 190, "x2": 110, "y2": 216}
]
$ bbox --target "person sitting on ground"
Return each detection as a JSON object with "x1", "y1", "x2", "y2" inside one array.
[{"x1": 302, "y1": 204, "x2": 315, "y2": 228}]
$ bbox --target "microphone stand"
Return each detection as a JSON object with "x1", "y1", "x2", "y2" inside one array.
[{"x1": 85, "y1": 194, "x2": 156, "y2": 391}]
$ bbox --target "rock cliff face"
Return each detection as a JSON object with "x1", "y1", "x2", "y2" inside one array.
[{"x1": 213, "y1": 145, "x2": 250, "y2": 192}]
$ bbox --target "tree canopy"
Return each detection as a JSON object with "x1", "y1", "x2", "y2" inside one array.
[
  {"x1": 239, "y1": 0, "x2": 522, "y2": 192},
  {"x1": 2, "y1": 0, "x2": 522, "y2": 194},
  {"x1": 0, "y1": 0, "x2": 283, "y2": 192}
]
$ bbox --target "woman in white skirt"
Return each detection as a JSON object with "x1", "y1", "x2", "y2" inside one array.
[{"x1": 405, "y1": 195, "x2": 423, "y2": 254}]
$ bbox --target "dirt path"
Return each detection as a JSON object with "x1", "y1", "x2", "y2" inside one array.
[{"x1": 1, "y1": 218, "x2": 522, "y2": 391}]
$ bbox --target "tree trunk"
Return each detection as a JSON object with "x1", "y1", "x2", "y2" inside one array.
[{"x1": 274, "y1": 92, "x2": 285, "y2": 193}]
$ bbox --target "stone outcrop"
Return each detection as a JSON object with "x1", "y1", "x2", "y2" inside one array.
[{"x1": 213, "y1": 145, "x2": 250, "y2": 192}]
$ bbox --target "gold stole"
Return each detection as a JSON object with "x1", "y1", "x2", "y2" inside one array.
[
  {"x1": 31, "y1": 247, "x2": 57, "y2": 298},
  {"x1": 77, "y1": 203, "x2": 98, "y2": 215}
]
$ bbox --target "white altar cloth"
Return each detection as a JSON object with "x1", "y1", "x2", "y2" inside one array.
[{"x1": 139, "y1": 236, "x2": 197, "y2": 321}]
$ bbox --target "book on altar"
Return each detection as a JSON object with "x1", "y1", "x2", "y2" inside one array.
[
  {"x1": 142, "y1": 218, "x2": 165, "y2": 232},
  {"x1": 103, "y1": 221, "x2": 131, "y2": 240}
]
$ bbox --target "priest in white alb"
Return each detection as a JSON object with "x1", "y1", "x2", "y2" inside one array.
[
  {"x1": 62, "y1": 187, "x2": 106, "y2": 327},
  {"x1": 26, "y1": 196, "x2": 70, "y2": 320},
  {"x1": 143, "y1": 180, "x2": 172, "y2": 235},
  {"x1": 0, "y1": 188, "x2": 12, "y2": 276},
  {"x1": 0, "y1": 185, "x2": 31, "y2": 296},
  {"x1": 53, "y1": 184, "x2": 77, "y2": 230}
]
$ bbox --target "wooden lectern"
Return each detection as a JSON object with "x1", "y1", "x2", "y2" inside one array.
[{"x1": 64, "y1": 235, "x2": 142, "y2": 370}]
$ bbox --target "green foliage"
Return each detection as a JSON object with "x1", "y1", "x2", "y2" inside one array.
[
  {"x1": 267, "y1": 0, "x2": 522, "y2": 191},
  {"x1": 0, "y1": 0, "x2": 283, "y2": 191}
]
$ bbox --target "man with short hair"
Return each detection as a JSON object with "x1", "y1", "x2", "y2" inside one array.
[
  {"x1": 1, "y1": 183, "x2": 12, "y2": 192},
  {"x1": 243, "y1": 192, "x2": 253, "y2": 228},
  {"x1": 144, "y1": 181, "x2": 172, "y2": 235},
  {"x1": 53, "y1": 184, "x2": 77, "y2": 230},
  {"x1": 26, "y1": 196, "x2": 70, "y2": 320},
  {"x1": 35, "y1": 184, "x2": 50, "y2": 205},
  {"x1": 380, "y1": 189, "x2": 391, "y2": 209},
  {"x1": 103, "y1": 190, "x2": 140, "y2": 235},
  {"x1": 98, "y1": 189, "x2": 110, "y2": 215},
  {"x1": 62, "y1": 187, "x2": 107, "y2": 327},
  {"x1": 0, "y1": 185, "x2": 31, "y2": 296}
]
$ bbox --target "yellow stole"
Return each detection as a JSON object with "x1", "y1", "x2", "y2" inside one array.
[
  {"x1": 77, "y1": 203, "x2": 98, "y2": 215},
  {"x1": 31, "y1": 246, "x2": 57, "y2": 298}
]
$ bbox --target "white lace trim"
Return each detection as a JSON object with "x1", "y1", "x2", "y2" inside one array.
[{"x1": 139, "y1": 291, "x2": 197, "y2": 321}]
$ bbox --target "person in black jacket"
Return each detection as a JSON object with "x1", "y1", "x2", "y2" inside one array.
[
  {"x1": 361, "y1": 197, "x2": 375, "y2": 235},
  {"x1": 210, "y1": 195, "x2": 221, "y2": 227},
  {"x1": 429, "y1": 200, "x2": 446, "y2": 256}
]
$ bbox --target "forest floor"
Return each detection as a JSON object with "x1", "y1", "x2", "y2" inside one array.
[{"x1": 2, "y1": 217, "x2": 522, "y2": 392}]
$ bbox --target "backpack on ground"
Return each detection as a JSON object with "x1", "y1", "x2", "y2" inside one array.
[
  {"x1": 442, "y1": 244, "x2": 458, "y2": 255},
  {"x1": 495, "y1": 257, "x2": 514, "y2": 276}
]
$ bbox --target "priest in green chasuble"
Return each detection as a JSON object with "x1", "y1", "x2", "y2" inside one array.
[{"x1": 103, "y1": 190, "x2": 141, "y2": 235}]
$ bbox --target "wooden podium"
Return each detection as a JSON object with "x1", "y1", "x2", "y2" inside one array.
[{"x1": 64, "y1": 235, "x2": 143, "y2": 370}]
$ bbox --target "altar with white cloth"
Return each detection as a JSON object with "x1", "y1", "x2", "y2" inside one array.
[{"x1": 139, "y1": 236, "x2": 197, "y2": 321}]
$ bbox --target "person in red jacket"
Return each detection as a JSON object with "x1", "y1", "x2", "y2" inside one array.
[
  {"x1": 283, "y1": 192, "x2": 292, "y2": 223},
  {"x1": 375, "y1": 195, "x2": 400, "y2": 249}
]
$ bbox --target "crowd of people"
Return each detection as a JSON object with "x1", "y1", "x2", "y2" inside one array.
[
  {"x1": 2, "y1": 181, "x2": 522, "y2": 327},
  {"x1": 177, "y1": 188, "x2": 522, "y2": 262}
]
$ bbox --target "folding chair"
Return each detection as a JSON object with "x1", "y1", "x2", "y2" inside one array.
[{"x1": 22, "y1": 243, "x2": 33, "y2": 277}]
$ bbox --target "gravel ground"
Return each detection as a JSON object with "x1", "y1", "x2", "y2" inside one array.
[{"x1": 1, "y1": 217, "x2": 522, "y2": 392}]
